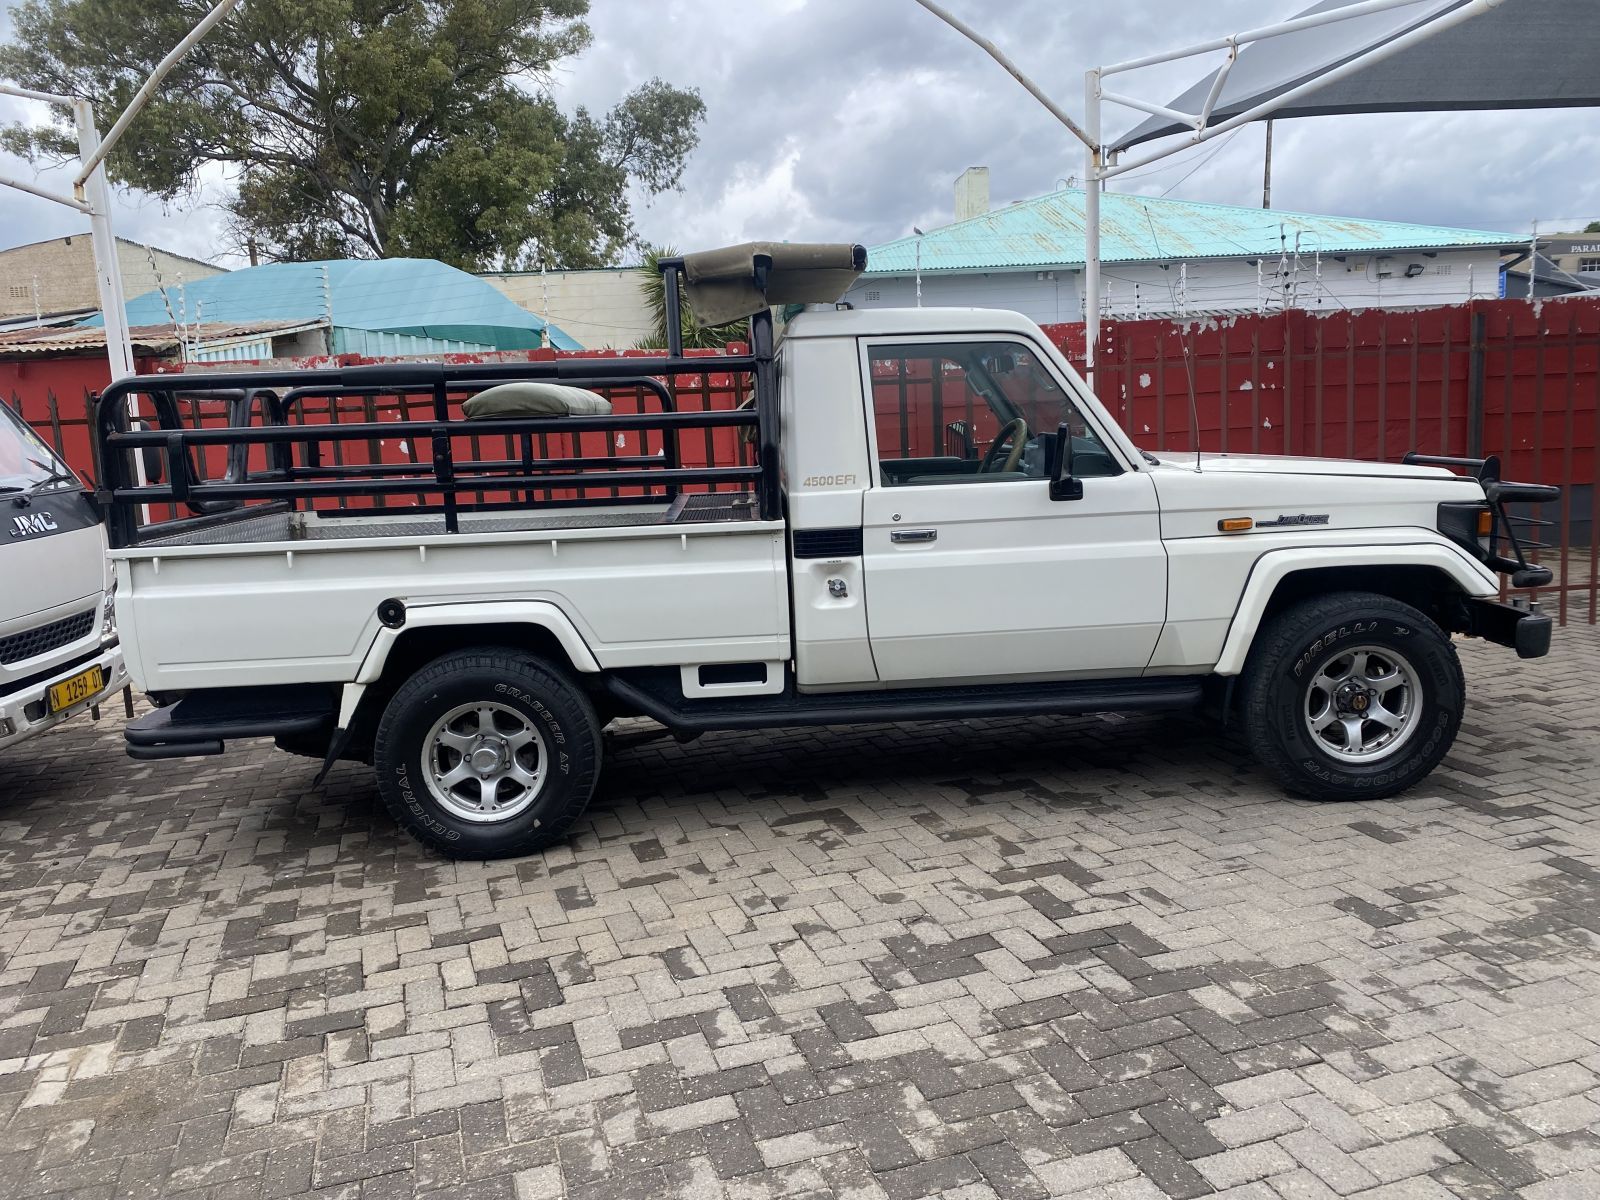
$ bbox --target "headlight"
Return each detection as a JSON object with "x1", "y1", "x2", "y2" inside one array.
[{"x1": 100, "y1": 579, "x2": 118, "y2": 644}]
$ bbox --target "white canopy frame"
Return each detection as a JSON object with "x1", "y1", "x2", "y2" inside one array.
[
  {"x1": 1082, "y1": 0, "x2": 1507, "y2": 376},
  {"x1": 0, "y1": 0, "x2": 241, "y2": 383},
  {"x1": 912, "y1": 0, "x2": 1515, "y2": 383}
]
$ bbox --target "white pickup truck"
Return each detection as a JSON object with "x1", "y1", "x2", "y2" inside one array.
[{"x1": 92, "y1": 243, "x2": 1555, "y2": 859}]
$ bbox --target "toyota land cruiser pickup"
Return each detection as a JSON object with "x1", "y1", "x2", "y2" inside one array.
[{"x1": 91, "y1": 243, "x2": 1556, "y2": 859}]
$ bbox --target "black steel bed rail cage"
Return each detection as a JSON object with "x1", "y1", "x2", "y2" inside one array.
[
  {"x1": 92, "y1": 241, "x2": 866, "y2": 549},
  {"x1": 94, "y1": 360, "x2": 767, "y2": 548},
  {"x1": 93, "y1": 344, "x2": 768, "y2": 554},
  {"x1": 1403, "y1": 451, "x2": 1562, "y2": 588}
]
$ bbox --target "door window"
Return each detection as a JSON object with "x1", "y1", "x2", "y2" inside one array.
[{"x1": 867, "y1": 341, "x2": 1119, "y2": 486}]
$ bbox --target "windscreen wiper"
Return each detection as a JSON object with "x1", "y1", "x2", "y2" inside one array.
[{"x1": 24, "y1": 460, "x2": 80, "y2": 489}]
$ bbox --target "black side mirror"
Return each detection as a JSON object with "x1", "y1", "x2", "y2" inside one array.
[{"x1": 1049, "y1": 422, "x2": 1083, "y2": 502}]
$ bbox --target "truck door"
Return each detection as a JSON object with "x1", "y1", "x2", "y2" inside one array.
[{"x1": 858, "y1": 338, "x2": 1166, "y2": 684}]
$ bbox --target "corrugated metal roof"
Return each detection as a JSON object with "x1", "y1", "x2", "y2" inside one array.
[
  {"x1": 0, "y1": 319, "x2": 317, "y2": 358},
  {"x1": 81, "y1": 258, "x2": 583, "y2": 351},
  {"x1": 868, "y1": 188, "x2": 1520, "y2": 274}
]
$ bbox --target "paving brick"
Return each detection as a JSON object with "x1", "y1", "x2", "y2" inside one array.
[{"x1": 0, "y1": 633, "x2": 1594, "y2": 1200}]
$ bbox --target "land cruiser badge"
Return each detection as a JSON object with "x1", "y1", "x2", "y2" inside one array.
[
  {"x1": 1256, "y1": 513, "x2": 1330, "y2": 528},
  {"x1": 8, "y1": 511, "x2": 57, "y2": 538}
]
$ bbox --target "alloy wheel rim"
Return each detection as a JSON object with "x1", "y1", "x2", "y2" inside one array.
[
  {"x1": 422, "y1": 701, "x2": 547, "y2": 823},
  {"x1": 1302, "y1": 644, "x2": 1423, "y2": 764}
]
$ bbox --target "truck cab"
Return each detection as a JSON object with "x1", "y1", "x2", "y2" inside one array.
[
  {"x1": 92, "y1": 243, "x2": 1554, "y2": 859},
  {"x1": 0, "y1": 402, "x2": 128, "y2": 753}
]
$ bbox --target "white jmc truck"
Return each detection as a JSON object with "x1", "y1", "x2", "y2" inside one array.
[
  {"x1": 92, "y1": 244, "x2": 1555, "y2": 859},
  {"x1": 1, "y1": 402, "x2": 127, "y2": 754}
]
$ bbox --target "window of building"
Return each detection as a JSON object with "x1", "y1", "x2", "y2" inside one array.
[
  {"x1": 867, "y1": 341, "x2": 1120, "y2": 486},
  {"x1": 1579, "y1": 258, "x2": 1600, "y2": 275}
]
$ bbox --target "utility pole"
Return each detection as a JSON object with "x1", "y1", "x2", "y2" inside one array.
[{"x1": 1262, "y1": 120, "x2": 1274, "y2": 209}]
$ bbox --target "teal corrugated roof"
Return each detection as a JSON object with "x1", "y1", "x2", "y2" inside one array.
[
  {"x1": 869, "y1": 188, "x2": 1519, "y2": 274},
  {"x1": 84, "y1": 258, "x2": 581, "y2": 350}
]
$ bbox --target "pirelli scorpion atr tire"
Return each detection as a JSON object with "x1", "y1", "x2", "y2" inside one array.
[
  {"x1": 373, "y1": 648, "x2": 602, "y2": 859},
  {"x1": 1241, "y1": 591, "x2": 1464, "y2": 802}
]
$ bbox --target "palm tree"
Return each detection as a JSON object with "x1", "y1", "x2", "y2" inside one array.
[{"x1": 636, "y1": 245, "x2": 744, "y2": 350}]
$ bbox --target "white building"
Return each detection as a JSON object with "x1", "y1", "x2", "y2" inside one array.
[
  {"x1": 479, "y1": 267, "x2": 653, "y2": 349},
  {"x1": 849, "y1": 169, "x2": 1519, "y2": 323},
  {"x1": 0, "y1": 235, "x2": 224, "y2": 321}
]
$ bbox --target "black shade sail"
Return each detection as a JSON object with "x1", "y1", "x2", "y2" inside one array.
[{"x1": 1111, "y1": 0, "x2": 1600, "y2": 153}]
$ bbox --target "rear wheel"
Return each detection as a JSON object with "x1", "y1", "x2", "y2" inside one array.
[
  {"x1": 373, "y1": 648, "x2": 602, "y2": 858},
  {"x1": 1241, "y1": 591, "x2": 1464, "y2": 801}
]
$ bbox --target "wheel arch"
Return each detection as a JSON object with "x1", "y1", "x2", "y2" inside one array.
[
  {"x1": 1213, "y1": 544, "x2": 1496, "y2": 677},
  {"x1": 325, "y1": 602, "x2": 602, "y2": 763},
  {"x1": 357, "y1": 601, "x2": 601, "y2": 686}
]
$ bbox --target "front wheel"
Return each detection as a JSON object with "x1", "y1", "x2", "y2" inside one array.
[
  {"x1": 372, "y1": 648, "x2": 602, "y2": 858},
  {"x1": 1241, "y1": 592, "x2": 1464, "y2": 801}
]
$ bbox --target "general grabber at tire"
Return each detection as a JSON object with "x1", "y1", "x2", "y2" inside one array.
[
  {"x1": 372, "y1": 648, "x2": 602, "y2": 859},
  {"x1": 1241, "y1": 591, "x2": 1465, "y2": 802}
]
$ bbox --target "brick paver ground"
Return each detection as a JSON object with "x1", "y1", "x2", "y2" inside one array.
[{"x1": 1, "y1": 628, "x2": 1598, "y2": 1199}]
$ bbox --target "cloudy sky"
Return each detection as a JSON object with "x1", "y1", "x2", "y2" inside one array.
[{"x1": 2, "y1": 0, "x2": 1597, "y2": 267}]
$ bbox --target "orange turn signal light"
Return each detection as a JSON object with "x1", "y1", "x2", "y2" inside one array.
[
  {"x1": 1218, "y1": 517, "x2": 1255, "y2": 532},
  {"x1": 1477, "y1": 510, "x2": 1494, "y2": 537}
]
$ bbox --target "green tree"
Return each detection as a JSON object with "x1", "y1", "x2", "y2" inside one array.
[
  {"x1": 0, "y1": 0, "x2": 705, "y2": 270},
  {"x1": 1586, "y1": 221, "x2": 1600, "y2": 234},
  {"x1": 635, "y1": 245, "x2": 742, "y2": 350}
]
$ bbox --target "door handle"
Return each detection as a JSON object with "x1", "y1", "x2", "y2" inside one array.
[{"x1": 890, "y1": 528, "x2": 938, "y2": 544}]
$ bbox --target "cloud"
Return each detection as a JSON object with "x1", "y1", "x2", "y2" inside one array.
[{"x1": 1, "y1": 0, "x2": 1595, "y2": 271}]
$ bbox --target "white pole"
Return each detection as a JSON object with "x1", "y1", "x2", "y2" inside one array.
[
  {"x1": 1528, "y1": 221, "x2": 1538, "y2": 301},
  {"x1": 915, "y1": 234, "x2": 923, "y2": 307},
  {"x1": 73, "y1": 0, "x2": 243, "y2": 190},
  {"x1": 0, "y1": 171, "x2": 93, "y2": 212},
  {"x1": 909, "y1": 0, "x2": 1094, "y2": 150},
  {"x1": 1084, "y1": 69, "x2": 1101, "y2": 383},
  {"x1": 73, "y1": 100, "x2": 135, "y2": 382},
  {"x1": 74, "y1": 100, "x2": 146, "y2": 510}
]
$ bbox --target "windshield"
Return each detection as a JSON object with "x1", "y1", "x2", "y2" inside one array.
[{"x1": 0, "y1": 404, "x2": 77, "y2": 494}]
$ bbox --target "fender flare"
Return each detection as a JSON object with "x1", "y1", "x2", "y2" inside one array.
[
  {"x1": 1212, "y1": 542, "x2": 1498, "y2": 676},
  {"x1": 354, "y1": 599, "x2": 602, "y2": 685}
]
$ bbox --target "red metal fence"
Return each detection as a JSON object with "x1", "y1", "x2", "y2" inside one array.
[
  {"x1": 1045, "y1": 296, "x2": 1599, "y2": 623},
  {"x1": 10, "y1": 296, "x2": 1597, "y2": 622}
]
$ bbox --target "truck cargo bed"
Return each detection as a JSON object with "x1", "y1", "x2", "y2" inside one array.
[{"x1": 142, "y1": 492, "x2": 761, "y2": 548}]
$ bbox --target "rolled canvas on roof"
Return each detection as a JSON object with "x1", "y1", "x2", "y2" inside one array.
[
  {"x1": 681, "y1": 242, "x2": 867, "y2": 326},
  {"x1": 1112, "y1": 0, "x2": 1600, "y2": 152}
]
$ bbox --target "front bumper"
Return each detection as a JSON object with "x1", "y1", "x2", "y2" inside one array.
[
  {"x1": 0, "y1": 644, "x2": 130, "y2": 752},
  {"x1": 1464, "y1": 597, "x2": 1552, "y2": 660}
]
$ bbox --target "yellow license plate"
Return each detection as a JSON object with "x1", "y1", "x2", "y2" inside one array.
[{"x1": 47, "y1": 666, "x2": 104, "y2": 714}]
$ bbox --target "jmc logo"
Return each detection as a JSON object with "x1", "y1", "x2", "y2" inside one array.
[{"x1": 8, "y1": 512, "x2": 58, "y2": 538}]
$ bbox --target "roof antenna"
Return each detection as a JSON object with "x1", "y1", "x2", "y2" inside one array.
[{"x1": 1180, "y1": 322, "x2": 1201, "y2": 471}]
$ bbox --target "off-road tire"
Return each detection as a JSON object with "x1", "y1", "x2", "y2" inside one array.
[
  {"x1": 1241, "y1": 591, "x2": 1464, "y2": 802},
  {"x1": 372, "y1": 648, "x2": 602, "y2": 859}
]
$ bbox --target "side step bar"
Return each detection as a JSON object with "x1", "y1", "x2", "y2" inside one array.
[
  {"x1": 125, "y1": 685, "x2": 335, "y2": 760},
  {"x1": 602, "y1": 673, "x2": 1205, "y2": 735}
]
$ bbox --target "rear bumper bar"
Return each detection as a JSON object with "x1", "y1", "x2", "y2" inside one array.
[
  {"x1": 1464, "y1": 597, "x2": 1552, "y2": 660},
  {"x1": 124, "y1": 684, "x2": 335, "y2": 759}
]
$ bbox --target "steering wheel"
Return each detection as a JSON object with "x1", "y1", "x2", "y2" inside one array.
[{"x1": 979, "y1": 417, "x2": 1030, "y2": 474}]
